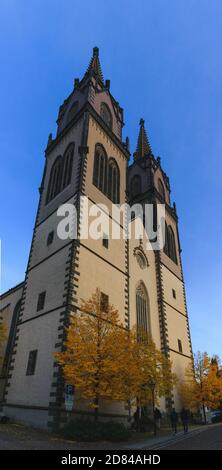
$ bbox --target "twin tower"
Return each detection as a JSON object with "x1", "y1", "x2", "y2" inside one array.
[{"x1": 0, "y1": 47, "x2": 193, "y2": 429}]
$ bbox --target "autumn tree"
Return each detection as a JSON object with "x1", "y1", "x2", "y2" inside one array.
[
  {"x1": 133, "y1": 331, "x2": 177, "y2": 410},
  {"x1": 179, "y1": 351, "x2": 222, "y2": 424},
  {"x1": 54, "y1": 288, "x2": 132, "y2": 421},
  {"x1": 206, "y1": 356, "x2": 222, "y2": 411},
  {"x1": 54, "y1": 289, "x2": 177, "y2": 423}
]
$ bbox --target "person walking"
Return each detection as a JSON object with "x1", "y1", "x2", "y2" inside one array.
[
  {"x1": 154, "y1": 407, "x2": 162, "y2": 430},
  {"x1": 181, "y1": 408, "x2": 189, "y2": 433},
  {"x1": 170, "y1": 408, "x2": 178, "y2": 434}
]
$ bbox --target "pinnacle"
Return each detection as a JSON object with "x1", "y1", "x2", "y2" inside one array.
[{"x1": 134, "y1": 118, "x2": 152, "y2": 160}]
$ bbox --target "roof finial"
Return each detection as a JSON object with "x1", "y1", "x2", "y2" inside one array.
[
  {"x1": 93, "y1": 46, "x2": 99, "y2": 57},
  {"x1": 83, "y1": 47, "x2": 104, "y2": 84},
  {"x1": 134, "y1": 118, "x2": 152, "y2": 160}
]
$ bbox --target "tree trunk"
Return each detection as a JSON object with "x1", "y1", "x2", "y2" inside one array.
[
  {"x1": 94, "y1": 396, "x2": 99, "y2": 422},
  {"x1": 202, "y1": 403, "x2": 207, "y2": 425}
]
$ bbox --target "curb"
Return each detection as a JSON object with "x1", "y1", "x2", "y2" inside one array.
[{"x1": 124, "y1": 423, "x2": 222, "y2": 450}]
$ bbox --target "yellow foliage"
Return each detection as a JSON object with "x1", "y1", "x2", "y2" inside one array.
[
  {"x1": 179, "y1": 351, "x2": 222, "y2": 415},
  {"x1": 132, "y1": 330, "x2": 177, "y2": 406},
  {"x1": 54, "y1": 289, "x2": 176, "y2": 417}
]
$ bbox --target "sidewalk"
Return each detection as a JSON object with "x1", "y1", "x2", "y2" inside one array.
[{"x1": 123, "y1": 423, "x2": 219, "y2": 450}]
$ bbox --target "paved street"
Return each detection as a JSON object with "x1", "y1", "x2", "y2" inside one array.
[
  {"x1": 158, "y1": 424, "x2": 222, "y2": 450},
  {"x1": 0, "y1": 422, "x2": 221, "y2": 450}
]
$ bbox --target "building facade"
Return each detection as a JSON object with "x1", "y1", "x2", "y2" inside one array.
[{"x1": 0, "y1": 48, "x2": 193, "y2": 429}]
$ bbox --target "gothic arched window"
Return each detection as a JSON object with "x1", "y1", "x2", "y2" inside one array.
[
  {"x1": 163, "y1": 223, "x2": 177, "y2": 264},
  {"x1": 131, "y1": 175, "x2": 141, "y2": 198},
  {"x1": 100, "y1": 102, "x2": 112, "y2": 130},
  {"x1": 168, "y1": 226, "x2": 177, "y2": 264},
  {"x1": 93, "y1": 144, "x2": 108, "y2": 194},
  {"x1": 136, "y1": 283, "x2": 150, "y2": 342},
  {"x1": 158, "y1": 178, "x2": 165, "y2": 200},
  {"x1": 62, "y1": 143, "x2": 74, "y2": 190},
  {"x1": 46, "y1": 156, "x2": 62, "y2": 204},
  {"x1": 163, "y1": 222, "x2": 169, "y2": 256},
  {"x1": 108, "y1": 158, "x2": 120, "y2": 203}
]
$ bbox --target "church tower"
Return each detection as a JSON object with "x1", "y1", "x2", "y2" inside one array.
[
  {"x1": 2, "y1": 48, "x2": 193, "y2": 427},
  {"x1": 3, "y1": 48, "x2": 130, "y2": 429},
  {"x1": 128, "y1": 119, "x2": 193, "y2": 409}
]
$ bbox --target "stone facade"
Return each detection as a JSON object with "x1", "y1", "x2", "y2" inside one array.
[{"x1": 0, "y1": 48, "x2": 193, "y2": 428}]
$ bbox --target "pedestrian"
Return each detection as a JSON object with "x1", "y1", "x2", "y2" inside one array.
[
  {"x1": 133, "y1": 407, "x2": 140, "y2": 432},
  {"x1": 170, "y1": 408, "x2": 178, "y2": 434},
  {"x1": 154, "y1": 407, "x2": 162, "y2": 430},
  {"x1": 181, "y1": 408, "x2": 189, "y2": 433}
]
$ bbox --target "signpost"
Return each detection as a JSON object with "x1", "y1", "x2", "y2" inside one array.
[{"x1": 65, "y1": 384, "x2": 74, "y2": 412}]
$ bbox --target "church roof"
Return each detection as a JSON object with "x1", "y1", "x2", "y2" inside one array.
[
  {"x1": 83, "y1": 47, "x2": 104, "y2": 84},
  {"x1": 134, "y1": 118, "x2": 152, "y2": 160}
]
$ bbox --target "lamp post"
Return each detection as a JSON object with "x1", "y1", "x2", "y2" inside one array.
[{"x1": 148, "y1": 379, "x2": 156, "y2": 436}]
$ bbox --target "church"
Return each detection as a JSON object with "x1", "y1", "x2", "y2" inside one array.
[{"x1": 0, "y1": 47, "x2": 193, "y2": 430}]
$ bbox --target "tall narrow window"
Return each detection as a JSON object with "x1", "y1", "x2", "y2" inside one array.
[
  {"x1": 158, "y1": 179, "x2": 165, "y2": 200},
  {"x1": 163, "y1": 223, "x2": 177, "y2": 264},
  {"x1": 100, "y1": 292, "x2": 109, "y2": 313},
  {"x1": 168, "y1": 226, "x2": 177, "y2": 264},
  {"x1": 108, "y1": 158, "x2": 120, "y2": 203},
  {"x1": 37, "y1": 291, "x2": 46, "y2": 311},
  {"x1": 46, "y1": 156, "x2": 62, "y2": 203},
  {"x1": 163, "y1": 222, "x2": 169, "y2": 257},
  {"x1": 26, "y1": 350, "x2": 38, "y2": 376},
  {"x1": 102, "y1": 233, "x2": 109, "y2": 249},
  {"x1": 2, "y1": 299, "x2": 21, "y2": 374},
  {"x1": 172, "y1": 289, "x2": 176, "y2": 299},
  {"x1": 47, "y1": 230, "x2": 54, "y2": 246},
  {"x1": 178, "y1": 339, "x2": 183, "y2": 353},
  {"x1": 100, "y1": 102, "x2": 112, "y2": 130},
  {"x1": 93, "y1": 144, "x2": 108, "y2": 195},
  {"x1": 136, "y1": 283, "x2": 149, "y2": 342},
  {"x1": 62, "y1": 143, "x2": 74, "y2": 189}
]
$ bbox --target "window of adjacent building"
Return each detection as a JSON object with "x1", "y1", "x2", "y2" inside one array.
[
  {"x1": 37, "y1": 291, "x2": 46, "y2": 311},
  {"x1": 178, "y1": 339, "x2": 183, "y2": 353},
  {"x1": 47, "y1": 230, "x2": 54, "y2": 246},
  {"x1": 102, "y1": 233, "x2": 109, "y2": 249},
  {"x1": 100, "y1": 292, "x2": 109, "y2": 312},
  {"x1": 172, "y1": 289, "x2": 176, "y2": 299},
  {"x1": 26, "y1": 350, "x2": 38, "y2": 376}
]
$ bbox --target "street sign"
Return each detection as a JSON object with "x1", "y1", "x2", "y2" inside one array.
[{"x1": 65, "y1": 384, "x2": 74, "y2": 411}]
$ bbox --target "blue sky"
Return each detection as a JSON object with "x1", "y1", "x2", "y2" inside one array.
[{"x1": 1, "y1": 0, "x2": 222, "y2": 358}]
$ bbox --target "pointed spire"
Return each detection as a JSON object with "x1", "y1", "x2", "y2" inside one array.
[
  {"x1": 84, "y1": 46, "x2": 104, "y2": 84},
  {"x1": 134, "y1": 118, "x2": 152, "y2": 160}
]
